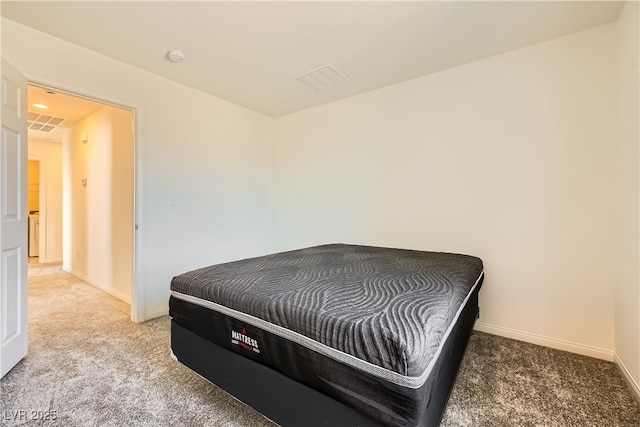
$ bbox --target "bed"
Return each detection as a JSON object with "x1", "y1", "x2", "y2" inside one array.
[{"x1": 169, "y1": 244, "x2": 484, "y2": 426}]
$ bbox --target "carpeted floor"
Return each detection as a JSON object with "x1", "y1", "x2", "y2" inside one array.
[{"x1": 1, "y1": 263, "x2": 639, "y2": 426}]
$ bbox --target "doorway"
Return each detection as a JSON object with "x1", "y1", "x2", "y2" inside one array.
[
  {"x1": 27, "y1": 159, "x2": 40, "y2": 259},
  {"x1": 27, "y1": 83, "x2": 136, "y2": 315}
]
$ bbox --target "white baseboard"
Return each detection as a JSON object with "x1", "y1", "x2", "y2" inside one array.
[
  {"x1": 65, "y1": 269, "x2": 131, "y2": 305},
  {"x1": 145, "y1": 306, "x2": 169, "y2": 320},
  {"x1": 614, "y1": 353, "x2": 640, "y2": 402},
  {"x1": 474, "y1": 322, "x2": 614, "y2": 361},
  {"x1": 38, "y1": 257, "x2": 62, "y2": 264}
]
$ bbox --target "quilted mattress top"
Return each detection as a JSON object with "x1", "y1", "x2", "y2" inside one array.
[{"x1": 170, "y1": 244, "x2": 483, "y2": 382}]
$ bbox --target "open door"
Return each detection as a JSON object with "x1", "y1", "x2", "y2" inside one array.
[{"x1": 0, "y1": 59, "x2": 28, "y2": 378}]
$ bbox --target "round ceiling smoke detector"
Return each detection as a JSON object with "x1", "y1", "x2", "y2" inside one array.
[{"x1": 167, "y1": 49, "x2": 187, "y2": 63}]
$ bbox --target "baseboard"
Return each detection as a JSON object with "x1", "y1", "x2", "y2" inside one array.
[
  {"x1": 614, "y1": 353, "x2": 640, "y2": 403},
  {"x1": 38, "y1": 257, "x2": 62, "y2": 264},
  {"x1": 145, "y1": 306, "x2": 169, "y2": 321},
  {"x1": 474, "y1": 322, "x2": 614, "y2": 361},
  {"x1": 65, "y1": 268, "x2": 131, "y2": 305}
]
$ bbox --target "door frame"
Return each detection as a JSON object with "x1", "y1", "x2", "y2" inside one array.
[{"x1": 27, "y1": 79, "x2": 143, "y2": 323}]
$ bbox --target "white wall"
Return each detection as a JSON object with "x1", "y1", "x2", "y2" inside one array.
[
  {"x1": 27, "y1": 139, "x2": 63, "y2": 263},
  {"x1": 64, "y1": 106, "x2": 133, "y2": 304},
  {"x1": 615, "y1": 0, "x2": 640, "y2": 395},
  {"x1": 1, "y1": 18, "x2": 275, "y2": 320},
  {"x1": 111, "y1": 107, "x2": 135, "y2": 304},
  {"x1": 275, "y1": 23, "x2": 619, "y2": 359}
]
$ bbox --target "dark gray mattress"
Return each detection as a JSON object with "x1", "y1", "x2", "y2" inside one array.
[{"x1": 170, "y1": 244, "x2": 483, "y2": 425}]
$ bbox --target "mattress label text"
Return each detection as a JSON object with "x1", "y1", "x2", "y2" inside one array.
[{"x1": 231, "y1": 328, "x2": 260, "y2": 354}]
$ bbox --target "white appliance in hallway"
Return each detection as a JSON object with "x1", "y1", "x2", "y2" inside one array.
[{"x1": 28, "y1": 211, "x2": 39, "y2": 257}]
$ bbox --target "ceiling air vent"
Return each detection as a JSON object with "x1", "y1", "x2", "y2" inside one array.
[
  {"x1": 28, "y1": 112, "x2": 66, "y2": 132},
  {"x1": 297, "y1": 65, "x2": 348, "y2": 92}
]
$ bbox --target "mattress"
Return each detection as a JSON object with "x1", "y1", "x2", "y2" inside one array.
[{"x1": 170, "y1": 244, "x2": 484, "y2": 426}]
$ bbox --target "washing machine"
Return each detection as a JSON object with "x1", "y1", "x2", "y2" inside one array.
[{"x1": 28, "y1": 212, "x2": 39, "y2": 257}]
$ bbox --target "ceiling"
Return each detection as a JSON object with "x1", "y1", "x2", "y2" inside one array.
[
  {"x1": 2, "y1": 1, "x2": 625, "y2": 118},
  {"x1": 26, "y1": 84, "x2": 105, "y2": 142}
]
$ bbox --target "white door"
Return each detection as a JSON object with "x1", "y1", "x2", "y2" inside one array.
[{"x1": 0, "y1": 59, "x2": 28, "y2": 378}]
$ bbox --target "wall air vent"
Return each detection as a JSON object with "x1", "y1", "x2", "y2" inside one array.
[
  {"x1": 28, "y1": 112, "x2": 66, "y2": 132},
  {"x1": 296, "y1": 65, "x2": 348, "y2": 92}
]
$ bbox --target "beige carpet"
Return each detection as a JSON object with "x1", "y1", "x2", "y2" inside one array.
[{"x1": 1, "y1": 262, "x2": 639, "y2": 426}]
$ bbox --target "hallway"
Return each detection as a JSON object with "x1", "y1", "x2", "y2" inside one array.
[{"x1": 0, "y1": 262, "x2": 269, "y2": 426}]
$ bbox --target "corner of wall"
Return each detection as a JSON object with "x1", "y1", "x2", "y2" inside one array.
[
  {"x1": 615, "y1": 353, "x2": 640, "y2": 402},
  {"x1": 615, "y1": 0, "x2": 640, "y2": 392}
]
